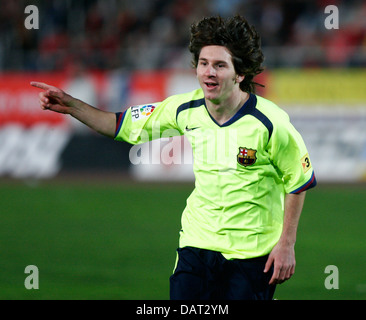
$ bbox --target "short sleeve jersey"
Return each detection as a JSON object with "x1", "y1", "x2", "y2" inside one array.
[{"x1": 115, "y1": 88, "x2": 316, "y2": 259}]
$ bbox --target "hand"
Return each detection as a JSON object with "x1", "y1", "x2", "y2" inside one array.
[
  {"x1": 30, "y1": 82, "x2": 74, "y2": 114},
  {"x1": 264, "y1": 242, "x2": 296, "y2": 285}
]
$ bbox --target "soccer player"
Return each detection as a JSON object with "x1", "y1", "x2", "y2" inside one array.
[{"x1": 31, "y1": 15, "x2": 316, "y2": 300}]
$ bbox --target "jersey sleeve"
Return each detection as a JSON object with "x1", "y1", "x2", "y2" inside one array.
[
  {"x1": 268, "y1": 117, "x2": 317, "y2": 194},
  {"x1": 114, "y1": 95, "x2": 183, "y2": 145}
]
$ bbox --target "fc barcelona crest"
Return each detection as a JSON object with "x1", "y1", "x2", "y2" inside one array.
[{"x1": 237, "y1": 147, "x2": 257, "y2": 167}]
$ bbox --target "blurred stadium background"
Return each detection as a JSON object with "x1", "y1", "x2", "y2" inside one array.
[{"x1": 1, "y1": 0, "x2": 365, "y2": 300}]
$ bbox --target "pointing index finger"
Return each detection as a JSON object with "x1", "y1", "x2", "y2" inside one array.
[{"x1": 30, "y1": 81, "x2": 52, "y2": 90}]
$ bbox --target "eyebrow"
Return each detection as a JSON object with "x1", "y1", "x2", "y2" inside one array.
[{"x1": 198, "y1": 58, "x2": 229, "y2": 65}]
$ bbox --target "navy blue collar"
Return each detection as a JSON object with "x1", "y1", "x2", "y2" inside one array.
[{"x1": 204, "y1": 93, "x2": 257, "y2": 127}]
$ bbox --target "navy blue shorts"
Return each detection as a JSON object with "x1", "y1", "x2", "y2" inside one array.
[{"x1": 170, "y1": 247, "x2": 276, "y2": 300}]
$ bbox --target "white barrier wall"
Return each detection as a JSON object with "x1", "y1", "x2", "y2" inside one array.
[{"x1": 287, "y1": 107, "x2": 366, "y2": 182}]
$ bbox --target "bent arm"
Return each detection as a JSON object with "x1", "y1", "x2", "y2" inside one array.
[{"x1": 31, "y1": 82, "x2": 116, "y2": 138}]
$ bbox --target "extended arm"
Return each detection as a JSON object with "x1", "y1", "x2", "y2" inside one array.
[
  {"x1": 264, "y1": 191, "x2": 306, "y2": 285},
  {"x1": 31, "y1": 82, "x2": 116, "y2": 138}
]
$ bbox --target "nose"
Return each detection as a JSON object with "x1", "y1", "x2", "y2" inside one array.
[{"x1": 204, "y1": 64, "x2": 216, "y2": 77}]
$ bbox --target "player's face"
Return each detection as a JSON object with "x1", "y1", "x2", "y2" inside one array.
[{"x1": 196, "y1": 45, "x2": 244, "y2": 104}]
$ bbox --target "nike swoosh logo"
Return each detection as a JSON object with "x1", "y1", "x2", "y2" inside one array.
[{"x1": 185, "y1": 125, "x2": 200, "y2": 131}]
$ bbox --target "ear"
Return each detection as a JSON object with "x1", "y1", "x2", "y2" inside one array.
[{"x1": 235, "y1": 74, "x2": 245, "y2": 84}]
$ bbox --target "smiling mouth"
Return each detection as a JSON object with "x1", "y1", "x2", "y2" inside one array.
[{"x1": 205, "y1": 82, "x2": 218, "y2": 89}]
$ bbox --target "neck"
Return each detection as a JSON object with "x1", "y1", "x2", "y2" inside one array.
[{"x1": 205, "y1": 91, "x2": 249, "y2": 126}]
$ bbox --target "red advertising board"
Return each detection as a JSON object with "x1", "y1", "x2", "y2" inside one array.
[{"x1": 0, "y1": 72, "x2": 70, "y2": 127}]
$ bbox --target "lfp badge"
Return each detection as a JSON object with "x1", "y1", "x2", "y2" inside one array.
[
  {"x1": 237, "y1": 147, "x2": 257, "y2": 167},
  {"x1": 131, "y1": 104, "x2": 156, "y2": 122},
  {"x1": 140, "y1": 105, "x2": 155, "y2": 117}
]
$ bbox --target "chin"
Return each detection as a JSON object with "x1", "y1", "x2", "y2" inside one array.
[{"x1": 203, "y1": 90, "x2": 218, "y2": 100}]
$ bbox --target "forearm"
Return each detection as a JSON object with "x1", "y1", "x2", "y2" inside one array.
[
  {"x1": 278, "y1": 192, "x2": 306, "y2": 246},
  {"x1": 31, "y1": 81, "x2": 117, "y2": 138},
  {"x1": 69, "y1": 98, "x2": 117, "y2": 138}
]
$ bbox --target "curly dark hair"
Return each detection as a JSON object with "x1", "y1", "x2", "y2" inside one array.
[{"x1": 189, "y1": 15, "x2": 264, "y2": 93}]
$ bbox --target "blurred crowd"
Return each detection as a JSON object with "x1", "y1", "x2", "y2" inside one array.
[{"x1": 1, "y1": 0, "x2": 365, "y2": 71}]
